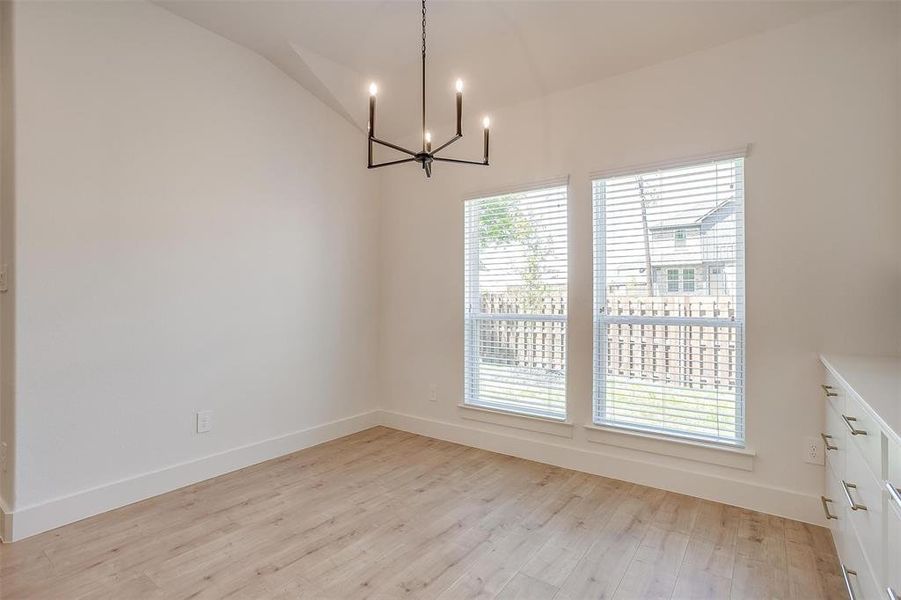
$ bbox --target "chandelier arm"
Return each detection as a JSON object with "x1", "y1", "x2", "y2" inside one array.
[
  {"x1": 430, "y1": 134, "x2": 462, "y2": 155},
  {"x1": 369, "y1": 157, "x2": 417, "y2": 169},
  {"x1": 433, "y1": 156, "x2": 489, "y2": 166},
  {"x1": 370, "y1": 137, "x2": 419, "y2": 157}
]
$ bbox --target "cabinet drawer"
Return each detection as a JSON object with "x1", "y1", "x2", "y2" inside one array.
[
  {"x1": 844, "y1": 441, "x2": 884, "y2": 583},
  {"x1": 824, "y1": 403, "x2": 846, "y2": 479},
  {"x1": 822, "y1": 369, "x2": 845, "y2": 414},
  {"x1": 839, "y1": 531, "x2": 880, "y2": 600},
  {"x1": 824, "y1": 465, "x2": 846, "y2": 534},
  {"x1": 888, "y1": 436, "x2": 901, "y2": 514},
  {"x1": 841, "y1": 394, "x2": 881, "y2": 480},
  {"x1": 887, "y1": 506, "x2": 901, "y2": 600}
]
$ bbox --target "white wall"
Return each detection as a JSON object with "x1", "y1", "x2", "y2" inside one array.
[
  {"x1": 0, "y1": 0, "x2": 15, "y2": 519},
  {"x1": 895, "y1": 2, "x2": 901, "y2": 355},
  {"x1": 3, "y1": 0, "x2": 379, "y2": 537},
  {"x1": 378, "y1": 4, "x2": 901, "y2": 524}
]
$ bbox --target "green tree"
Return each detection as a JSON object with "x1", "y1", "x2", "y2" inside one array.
[
  {"x1": 478, "y1": 195, "x2": 551, "y2": 313},
  {"x1": 478, "y1": 195, "x2": 531, "y2": 247}
]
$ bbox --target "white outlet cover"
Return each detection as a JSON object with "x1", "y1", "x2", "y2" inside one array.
[{"x1": 803, "y1": 436, "x2": 824, "y2": 465}]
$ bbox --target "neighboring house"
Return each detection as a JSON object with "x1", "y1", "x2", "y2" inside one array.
[{"x1": 648, "y1": 198, "x2": 737, "y2": 296}]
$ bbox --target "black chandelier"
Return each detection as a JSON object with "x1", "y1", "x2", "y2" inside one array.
[{"x1": 367, "y1": 0, "x2": 490, "y2": 178}]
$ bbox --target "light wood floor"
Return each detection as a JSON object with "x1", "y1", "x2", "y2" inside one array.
[{"x1": 0, "y1": 427, "x2": 845, "y2": 599}]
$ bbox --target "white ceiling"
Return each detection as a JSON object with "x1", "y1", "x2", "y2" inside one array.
[{"x1": 156, "y1": 1, "x2": 841, "y2": 140}]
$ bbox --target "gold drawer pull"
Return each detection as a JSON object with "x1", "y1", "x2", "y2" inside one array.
[
  {"x1": 821, "y1": 433, "x2": 837, "y2": 451},
  {"x1": 841, "y1": 480, "x2": 867, "y2": 511},
  {"x1": 820, "y1": 496, "x2": 838, "y2": 520},
  {"x1": 841, "y1": 415, "x2": 867, "y2": 436},
  {"x1": 886, "y1": 481, "x2": 901, "y2": 511},
  {"x1": 821, "y1": 384, "x2": 838, "y2": 397},
  {"x1": 842, "y1": 565, "x2": 859, "y2": 600}
]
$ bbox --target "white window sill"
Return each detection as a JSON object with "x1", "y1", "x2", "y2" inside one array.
[
  {"x1": 457, "y1": 403, "x2": 574, "y2": 438},
  {"x1": 583, "y1": 423, "x2": 755, "y2": 471}
]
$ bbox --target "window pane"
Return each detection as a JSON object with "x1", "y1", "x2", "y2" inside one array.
[
  {"x1": 667, "y1": 269, "x2": 680, "y2": 293},
  {"x1": 465, "y1": 184, "x2": 568, "y2": 419},
  {"x1": 593, "y1": 158, "x2": 745, "y2": 444}
]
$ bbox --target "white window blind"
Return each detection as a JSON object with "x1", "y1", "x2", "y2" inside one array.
[
  {"x1": 464, "y1": 183, "x2": 568, "y2": 420},
  {"x1": 593, "y1": 157, "x2": 745, "y2": 445}
]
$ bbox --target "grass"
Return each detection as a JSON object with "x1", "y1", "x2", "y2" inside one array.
[
  {"x1": 602, "y1": 375, "x2": 738, "y2": 440},
  {"x1": 472, "y1": 364, "x2": 739, "y2": 442}
]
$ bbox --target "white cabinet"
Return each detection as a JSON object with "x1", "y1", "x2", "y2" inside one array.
[
  {"x1": 887, "y1": 506, "x2": 901, "y2": 600},
  {"x1": 825, "y1": 402, "x2": 847, "y2": 480},
  {"x1": 844, "y1": 437, "x2": 883, "y2": 583},
  {"x1": 821, "y1": 354, "x2": 901, "y2": 600},
  {"x1": 887, "y1": 440, "x2": 901, "y2": 600}
]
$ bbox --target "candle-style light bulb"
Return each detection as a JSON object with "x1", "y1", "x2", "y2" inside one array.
[
  {"x1": 482, "y1": 117, "x2": 490, "y2": 164},
  {"x1": 368, "y1": 83, "x2": 377, "y2": 138},
  {"x1": 425, "y1": 131, "x2": 432, "y2": 153},
  {"x1": 454, "y1": 79, "x2": 464, "y2": 136}
]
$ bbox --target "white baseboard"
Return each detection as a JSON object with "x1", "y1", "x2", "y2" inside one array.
[
  {"x1": 377, "y1": 409, "x2": 825, "y2": 526},
  {"x1": 0, "y1": 495, "x2": 11, "y2": 543},
  {"x1": 4, "y1": 410, "x2": 379, "y2": 542},
  {"x1": 3, "y1": 407, "x2": 823, "y2": 542}
]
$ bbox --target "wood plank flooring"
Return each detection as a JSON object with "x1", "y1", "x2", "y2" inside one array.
[{"x1": 0, "y1": 427, "x2": 845, "y2": 599}]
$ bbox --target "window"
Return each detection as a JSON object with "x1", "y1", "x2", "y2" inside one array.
[
  {"x1": 464, "y1": 183, "x2": 568, "y2": 420},
  {"x1": 667, "y1": 269, "x2": 680, "y2": 293},
  {"x1": 661, "y1": 266, "x2": 698, "y2": 295},
  {"x1": 709, "y1": 266, "x2": 726, "y2": 295},
  {"x1": 674, "y1": 229, "x2": 687, "y2": 247},
  {"x1": 593, "y1": 157, "x2": 745, "y2": 445}
]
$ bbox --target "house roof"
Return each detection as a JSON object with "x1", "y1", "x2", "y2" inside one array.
[{"x1": 648, "y1": 198, "x2": 734, "y2": 231}]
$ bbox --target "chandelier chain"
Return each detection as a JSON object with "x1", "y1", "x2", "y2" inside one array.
[{"x1": 421, "y1": 0, "x2": 426, "y2": 60}]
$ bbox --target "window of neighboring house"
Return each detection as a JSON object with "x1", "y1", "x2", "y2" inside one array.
[
  {"x1": 709, "y1": 266, "x2": 726, "y2": 296},
  {"x1": 674, "y1": 229, "x2": 687, "y2": 247},
  {"x1": 593, "y1": 156, "x2": 745, "y2": 445},
  {"x1": 464, "y1": 182, "x2": 568, "y2": 420},
  {"x1": 667, "y1": 269, "x2": 680, "y2": 293},
  {"x1": 662, "y1": 267, "x2": 697, "y2": 294}
]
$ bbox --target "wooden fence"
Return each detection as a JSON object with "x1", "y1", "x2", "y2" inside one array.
[
  {"x1": 477, "y1": 293, "x2": 739, "y2": 391},
  {"x1": 478, "y1": 293, "x2": 566, "y2": 372}
]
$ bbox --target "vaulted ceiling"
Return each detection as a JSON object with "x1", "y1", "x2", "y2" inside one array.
[{"x1": 157, "y1": 1, "x2": 841, "y2": 140}]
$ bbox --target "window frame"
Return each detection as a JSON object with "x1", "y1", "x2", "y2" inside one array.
[
  {"x1": 463, "y1": 180, "x2": 570, "y2": 422},
  {"x1": 592, "y1": 154, "x2": 746, "y2": 447},
  {"x1": 682, "y1": 268, "x2": 696, "y2": 293},
  {"x1": 666, "y1": 268, "x2": 680, "y2": 293}
]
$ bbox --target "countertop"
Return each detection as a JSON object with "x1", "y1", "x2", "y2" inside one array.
[{"x1": 820, "y1": 353, "x2": 901, "y2": 445}]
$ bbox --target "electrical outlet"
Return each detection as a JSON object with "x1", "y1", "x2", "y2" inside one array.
[
  {"x1": 0, "y1": 442, "x2": 7, "y2": 472},
  {"x1": 428, "y1": 383, "x2": 438, "y2": 403},
  {"x1": 196, "y1": 410, "x2": 213, "y2": 434},
  {"x1": 0, "y1": 264, "x2": 8, "y2": 293},
  {"x1": 804, "y1": 436, "x2": 824, "y2": 465}
]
